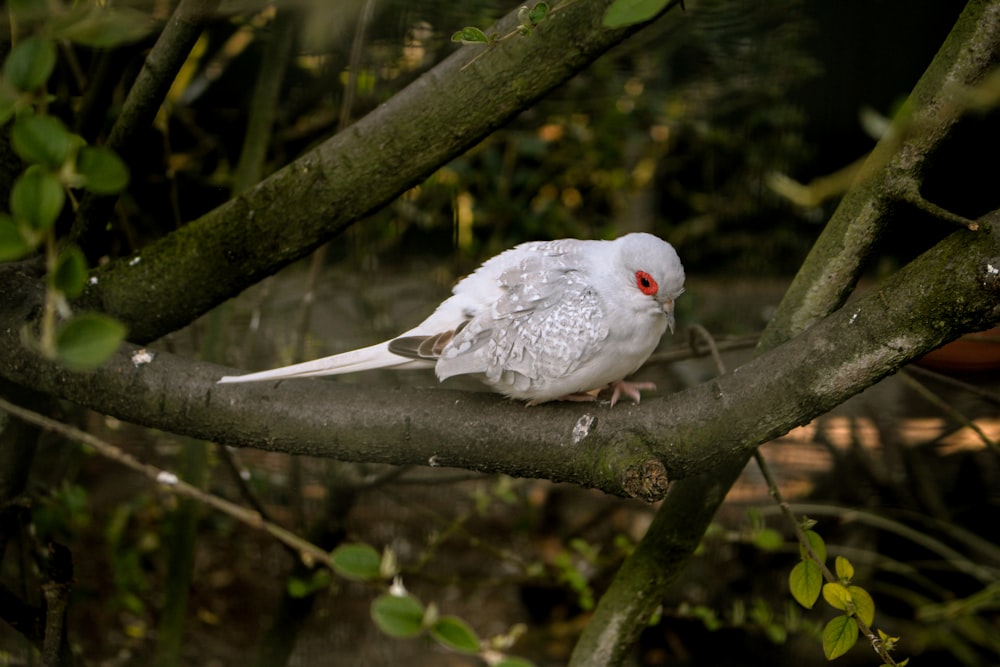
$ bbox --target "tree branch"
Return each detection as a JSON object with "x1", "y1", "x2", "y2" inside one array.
[
  {"x1": 3, "y1": 219, "x2": 998, "y2": 501},
  {"x1": 758, "y1": 0, "x2": 1000, "y2": 350},
  {"x1": 74, "y1": 0, "x2": 684, "y2": 343},
  {"x1": 571, "y1": 1, "x2": 1000, "y2": 660},
  {"x1": 72, "y1": 0, "x2": 222, "y2": 254}
]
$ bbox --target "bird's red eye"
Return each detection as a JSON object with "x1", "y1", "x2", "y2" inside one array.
[{"x1": 636, "y1": 270, "x2": 658, "y2": 296}]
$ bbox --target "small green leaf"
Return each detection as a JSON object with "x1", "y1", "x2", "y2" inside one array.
[
  {"x1": 330, "y1": 543, "x2": 382, "y2": 581},
  {"x1": 286, "y1": 569, "x2": 332, "y2": 598},
  {"x1": 12, "y1": 114, "x2": 78, "y2": 168},
  {"x1": 517, "y1": 6, "x2": 533, "y2": 28},
  {"x1": 52, "y1": 245, "x2": 88, "y2": 298},
  {"x1": 9, "y1": 0, "x2": 49, "y2": 24},
  {"x1": 823, "y1": 615, "x2": 859, "y2": 660},
  {"x1": 11, "y1": 166, "x2": 65, "y2": 230},
  {"x1": 801, "y1": 529, "x2": 827, "y2": 563},
  {"x1": 822, "y1": 582, "x2": 852, "y2": 612},
  {"x1": 76, "y1": 146, "x2": 130, "y2": 194},
  {"x1": 55, "y1": 312, "x2": 127, "y2": 371},
  {"x1": 370, "y1": 593, "x2": 425, "y2": 638},
  {"x1": 4, "y1": 36, "x2": 57, "y2": 91},
  {"x1": 451, "y1": 26, "x2": 490, "y2": 44},
  {"x1": 51, "y1": 5, "x2": 156, "y2": 48},
  {"x1": 430, "y1": 616, "x2": 480, "y2": 653},
  {"x1": 529, "y1": 2, "x2": 549, "y2": 24},
  {"x1": 496, "y1": 658, "x2": 537, "y2": 667},
  {"x1": 753, "y1": 528, "x2": 784, "y2": 552},
  {"x1": 789, "y1": 560, "x2": 822, "y2": 609},
  {"x1": 603, "y1": 0, "x2": 670, "y2": 29},
  {"x1": 286, "y1": 577, "x2": 311, "y2": 598},
  {"x1": 848, "y1": 585, "x2": 875, "y2": 627},
  {"x1": 0, "y1": 214, "x2": 34, "y2": 261},
  {"x1": 834, "y1": 555, "x2": 854, "y2": 581}
]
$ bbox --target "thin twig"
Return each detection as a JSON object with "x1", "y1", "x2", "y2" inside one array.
[
  {"x1": 692, "y1": 325, "x2": 899, "y2": 665},
  {"x1": 904, "y1": 364, "x2": 1000, "y2": 408},
  {"x1": 900, "y1": 370, "x2": 999, "y2": 453},
  {"x1": 753, "y1": 451, "x2": 899, "y2": 666},
  {"x1": 647, "y1": 333, "x2": 758, "y2": 366},
  {"x1": 0, "y1": 397, "x2": 333, "y2": 569}
]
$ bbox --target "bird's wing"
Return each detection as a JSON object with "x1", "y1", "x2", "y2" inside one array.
[{"x1": 434, "y1": 249, "x2": 610, "y2": 392}]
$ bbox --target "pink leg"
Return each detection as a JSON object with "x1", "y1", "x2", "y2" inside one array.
[{"x1": 608, "y1": 380, "x2": 657, "y2": 407}]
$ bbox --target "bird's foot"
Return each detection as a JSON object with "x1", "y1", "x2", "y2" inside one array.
[{"x1": 607, "y1": 380, "x2": 657, "y2": 407}]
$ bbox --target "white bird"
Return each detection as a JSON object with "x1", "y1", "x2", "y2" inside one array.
[{"x1": 218, "y1": 232, "x2": 685, "y2": 406}]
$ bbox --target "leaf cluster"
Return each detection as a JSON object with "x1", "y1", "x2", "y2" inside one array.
[
  {"x1": 326, "y1": 542, "x2": 536, "y2": 666},
  {"x1": 0, "y1": 2, "x2": 145, "y2": 370},
  {"x1": 789, "y1": 525, "x2": 907, "y2": 665}
]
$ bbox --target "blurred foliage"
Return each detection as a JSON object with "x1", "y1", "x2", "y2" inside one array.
[{"x1": 0, "y1": 0, "x2": 823, "y2": 274}]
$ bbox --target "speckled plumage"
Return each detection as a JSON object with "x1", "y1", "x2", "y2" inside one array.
[{"x1": 218, "y1": 233, "x2": 685, "y2": 405}]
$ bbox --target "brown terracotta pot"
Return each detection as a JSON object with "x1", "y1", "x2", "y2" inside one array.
[{"x1": 917, "y1": 327, "x2": 1000, "y2": 373}]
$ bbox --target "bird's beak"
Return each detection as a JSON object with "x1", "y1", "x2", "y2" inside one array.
[{"x1": 663, "y1": 299, "x2": 675, "y2": 334}]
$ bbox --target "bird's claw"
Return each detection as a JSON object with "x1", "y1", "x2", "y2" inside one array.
[{"x1": 608, "y1": 380, "x2": 657, "y2": 407}]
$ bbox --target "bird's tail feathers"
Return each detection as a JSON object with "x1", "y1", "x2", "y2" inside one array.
[{"x1": 217, "y1": 341, "x2": 432, "y2": 384}]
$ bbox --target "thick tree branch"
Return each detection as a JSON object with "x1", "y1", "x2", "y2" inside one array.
[
  {"x1": 758, "y1": 0, "x2": 1000, "y2": 350},
  {"x1": 572, "y1": 1, "x2": 1000, "y2": 661},
  {"x1": 75, "y1": 0, "x2": 686, "y2": 344},
  {"x1": 3, "y1": 220, "x2": 998, "y2": 500}
]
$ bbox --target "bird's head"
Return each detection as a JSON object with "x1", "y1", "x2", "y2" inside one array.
[{"x1": 614, "y1": 233, "x2": 685, "y2": 333}]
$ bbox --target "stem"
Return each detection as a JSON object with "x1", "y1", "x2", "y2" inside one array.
[
  {"x1": 753, "y1": 450, "x2": 900, "y2": 666},
  {"x1": 0, "y1": 397, "x2": 334, "y2": 569},
  {"x1": 900, "y1": 370, "x2": 1000, "y2": 452}
]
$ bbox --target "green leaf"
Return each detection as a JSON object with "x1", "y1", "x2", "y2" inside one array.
[
  {"x1": 11, "y1": 166, "x2": 65, "y2": 230},
  {"x1": 52, "y1": 245, "x2": 88, "y2": 298},
  {"x1": 51, "y1": 5, "x2": 156, "y2": 48},
  {"x1": 753, "y1": 528, "x2": 784, "y2": 552},
  {"x1": 370, "y1": 593, "x2": 425, "y2": 638},
  {"x1": 76, "y1": 146, "x2": 130, "y2": 194},
  {"x1": 4, "y1": 36, "x2": 57, "y2": 91},
  {"x1": 529, "y1": 2, "x2": 550, "y2": 24},
  {"x1": 55, "y1": 313, "x2": 127, "y2": 371},
  {"x1": 12, "y1": 114, "x2": 78, "y2": 168},
  {"x1": 848, "y1": 585, "x2": 875, "y2": 627},
  {"x1": 286, "y1": 569, "x2": 332, "y2": 598},
  {"x1": 834, "y1": 555, "x2": 854, "y2": 581},
  {"x1": 430, "y1": 616, "x2": 480, "y2": 653},
  {"x1": 789, "y1": 560, "x2": 822, "y2": 609},
  {"x1": 495, "y1": 657, "x2": 537, "y2": 667},
  {"x1": 451, "y1": 27, "x2": 490, "y2": 44},
  {"x1": 330, "y1": 543, "x2": 382, "y2": 581},
  {"x1": 801, "y1": 529, "x2": 827, "y2": 563},
  {"x1": 603, "y1": 0, "x2": 670, "y2": 29},
  {"x1": 823, "y1": 615, "x2": 859, "y2": 660},
  {"x1": 9, "y1": 0, "x2": 49, "y2": 24},
  {"x1": 286, "y1": 577, "x2": 311, "y2": 598},
  {"x1": 822, "y1": 582, "x2": 852, "y2": 612},
  {"x1": 0, "y1": 214, "x2": 34, "y2": 261}
]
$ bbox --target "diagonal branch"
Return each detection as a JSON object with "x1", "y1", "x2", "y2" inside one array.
[
  {"x1": 571, "y1": 0, "x2": 1000, "y2": 661},
  {"x1": 3, "y1": 218, "x2": 998, "y2": 501},
  {"x1": 72, "y1": 0, "x2": 222, "y2": 253},
  {"x1": 75, "y1": 0, "x2": 686, "y2": 344}
]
